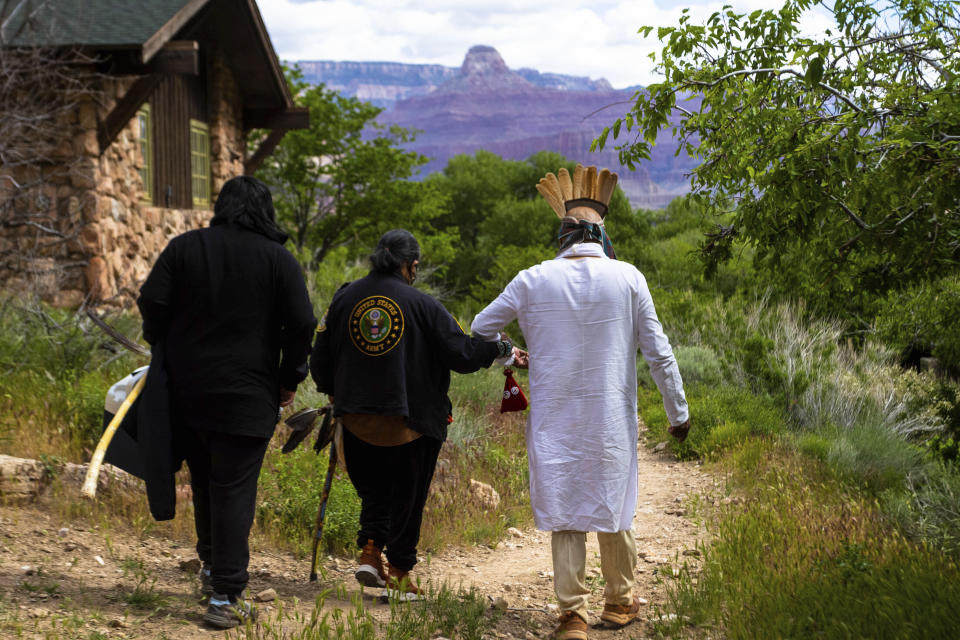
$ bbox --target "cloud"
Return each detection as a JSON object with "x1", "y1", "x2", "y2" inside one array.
[{"x1": 257, "y1": 0, "x2": 836, "y2": 88}]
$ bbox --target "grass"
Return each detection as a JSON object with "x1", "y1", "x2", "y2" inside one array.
[
  {"x1": 657, "y1": 439, "x2": 960, "y2": 639},
  {"x1": 0, "y1": 592, "x2": 110, "y2": 640},
  {"x1": 118, "y1": 556, "x2": 168, "y2": 610},
  {"x1": 225, "y1": 583, "x2": 498, "y2": 640},
  {"x1": 882, "y1": 460, "x2": 960, "y2": 555},
  {"x1": 255, "y1": 396, "x2": 532, "y2": 556},
  {"x1": 421, "y1": 409, "x2": 530, "y2": 550},
  {"x1": 256, "y1": 443, "x2": 363, "y2": 556},
  {"x1": 20, "y1": 578, "x2": 61, "y2": 597},
  {"x1": 0, "y1": 296, "x2": 144, "y2": 461}
]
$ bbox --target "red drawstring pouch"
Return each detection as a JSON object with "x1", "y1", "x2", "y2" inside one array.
[{"x1": 500, "y1": 368, "x2": 528, "y2": 413}]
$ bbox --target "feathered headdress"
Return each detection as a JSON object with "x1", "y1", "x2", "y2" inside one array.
[{"x1": 535, "y1": 164, "x2": 619, "y2": 222}]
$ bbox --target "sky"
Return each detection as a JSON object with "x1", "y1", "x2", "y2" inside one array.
[{"x1": 256, "y1": 0, "x2": 835, "y2": 89}]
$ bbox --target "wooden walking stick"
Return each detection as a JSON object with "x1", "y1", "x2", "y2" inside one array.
[
  {"x1": 81, "y1": 372, "x2": 147, "y2": 498},
  {"x1": 309, "y1": 438, "x2": 338, "y2": 582}
]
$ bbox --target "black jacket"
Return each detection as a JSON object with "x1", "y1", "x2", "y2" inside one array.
[
  {"x1": 310, "y1": 271, "x2": 499, "y2": 441},
  {"x1": 103, "y1": 348, "x2": 177, "y2": 521},
  {"x1": 138, "y1": 224, "x2": 316, "y2": 438}
]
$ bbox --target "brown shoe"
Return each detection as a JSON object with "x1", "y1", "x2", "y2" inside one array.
[
  {"x1": 600, "y1": 595, "x2": 641, "y2": 628},
  {"x1": 553, "y1": 610, "x2": 588, "y2": 640},
  {"x1": 380, "y1": 564, "x2": 424, "y2": 602},
  {"x1": 355, "y1": 539, "x2": 387, "y2": 588}
]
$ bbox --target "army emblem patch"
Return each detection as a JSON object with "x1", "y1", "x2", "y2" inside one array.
[{"x1": 350, "y1": 296, "x2": 404, "y2": 356}]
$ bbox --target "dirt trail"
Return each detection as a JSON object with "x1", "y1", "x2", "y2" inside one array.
[{"x1": 0, "y1": 444, "x2": 715, "y2": 639}]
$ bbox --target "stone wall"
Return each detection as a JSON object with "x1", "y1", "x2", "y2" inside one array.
[
  {"x1": 208, "y1": 50, "x2": 245, "y2": 195},
  {"x1": 0, "y1": 49, "x2": 246, "y2": 308}
]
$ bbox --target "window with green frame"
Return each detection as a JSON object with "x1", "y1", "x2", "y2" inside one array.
[
  {"x1": 137, "y1": 104, "x2": 153, "y2": 203},
  {"x1": 190, "y1": 119, "x2": 211, "y2": 208}
]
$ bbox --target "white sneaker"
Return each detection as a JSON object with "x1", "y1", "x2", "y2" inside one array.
[
  {"x1": 355, "y1": 563, "x2": 386, "y2": 588},
  {"x1": 379, "y1": 586, "x2": 424, "y2": 603}
]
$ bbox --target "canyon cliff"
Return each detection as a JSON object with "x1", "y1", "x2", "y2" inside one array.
[{"x1": 297, "y1": 45, "x2": 696, "y2": 208}]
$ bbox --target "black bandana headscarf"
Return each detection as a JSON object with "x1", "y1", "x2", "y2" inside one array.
[{"x1": 557, "y1": 217, "x2": 616, "y2": 259}]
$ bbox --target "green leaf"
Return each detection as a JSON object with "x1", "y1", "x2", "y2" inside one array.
[{"x1": 804, "y1": 56, "x2": 824, "y2": 86}]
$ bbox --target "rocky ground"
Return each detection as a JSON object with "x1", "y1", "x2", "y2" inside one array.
[{"x1": 0, "y1": 444, "x2": 717, "y2": 639}]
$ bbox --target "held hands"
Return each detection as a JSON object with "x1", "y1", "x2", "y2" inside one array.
[
  {"x1": 279, "y1": 387, "x2": 296, "y2": 408},
  {"x1": 493, "y1": 331, "x2": 528, "y2": 368},
  {"x1": 511, "y1": 347, "x2": 529, "y2": 369},
  {"x1": 668, "y1": 419, "x2": 691, "y2": 442}
]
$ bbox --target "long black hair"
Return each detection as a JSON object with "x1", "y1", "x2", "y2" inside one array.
[
  {"x1": 370, "y1": 229, "x2": 420, "y2": 274},
  {"x1": 210, "y1": 176, "x2": 288, "y2": 244}
]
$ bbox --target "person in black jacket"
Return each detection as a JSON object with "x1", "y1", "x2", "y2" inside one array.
[
  {"x1": 310, "y1": 229, "x2": 517, "y2": 600},
  {"x1": 138, "y1": 176, "x2": 316, "y2": 628}
]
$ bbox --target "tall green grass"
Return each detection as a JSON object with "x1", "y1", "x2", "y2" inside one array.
[
  {"x1": 660, "y1": 442, "x2": 960, "y2": 639},
  {"x1": 882, "y1": 461, "x2": 960, "y2": 555},
  {"x1": 0, "y1": 295, "x2": 142, "y2": 459},
  {"x1": 256, "y1": 444, "x2": 362, "y2": 556}
]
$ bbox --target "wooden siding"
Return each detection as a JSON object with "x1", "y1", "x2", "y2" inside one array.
[{"x1": 151, "y1": 66, "x2": 208, "y2": 209}]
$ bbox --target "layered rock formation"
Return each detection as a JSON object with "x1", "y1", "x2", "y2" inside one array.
[
  {"x1": 297, "y1": 45, "x2": 615, "y2": 109},
  {"x1": 297, "y1": 45, "x2": 695, "y2": 208},
  {"x1": 297, "y1": 60, "x2": 457, "y2": 108}
]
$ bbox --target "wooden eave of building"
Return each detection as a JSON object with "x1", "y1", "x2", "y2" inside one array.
[{"x1": 8, "y1": 0, "x2": 310, "y2": 158}]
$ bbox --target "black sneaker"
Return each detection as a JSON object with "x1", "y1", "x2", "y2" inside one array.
[
  {"x1": 199, "y1": 563, "x2": 213, "y2": 597},
  {"x1": 203, "y1": 592, "x2": 257, "y2": 629}
]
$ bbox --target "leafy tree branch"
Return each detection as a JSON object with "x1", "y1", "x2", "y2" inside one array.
[{"x1": 596, "y1": 0, "x2": 960, "y2": 322}]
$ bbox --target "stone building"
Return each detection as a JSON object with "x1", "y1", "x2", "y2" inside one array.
[{"x1": 0, "y1": 0, "x2": 308, "y2": 306}]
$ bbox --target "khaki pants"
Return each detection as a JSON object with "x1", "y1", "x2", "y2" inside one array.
[{"x1": 551, "y1": 529, "x2": 636, "y2": 620}]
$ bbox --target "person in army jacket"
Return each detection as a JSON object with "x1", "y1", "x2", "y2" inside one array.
[{"x1": 310, "y1": 229, "x2": 518, "y2": 600}]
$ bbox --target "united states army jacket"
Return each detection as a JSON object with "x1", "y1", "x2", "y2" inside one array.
[{"x1": 310, "y1": 270, "x2": 499, "y2": 441}]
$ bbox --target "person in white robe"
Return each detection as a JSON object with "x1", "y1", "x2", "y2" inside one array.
[{"x1": 471, "y1": 165, "x2": 690, "y2": 640}]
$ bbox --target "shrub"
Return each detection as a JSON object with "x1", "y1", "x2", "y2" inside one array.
[
  {"x1": 256, "y1": 444, "x2": 362, "y2": 555},
  {"x1": 794, "y1": 431, "x2": 833, "y2": 462},
  {"x1": 702, "y1": 420, "x2": 754, "y2": 452},
  {"x1": 882, "y1": 461, "x2": 960, "y2": 556},
  {"x1": 795, "y1": 344, "x2": 946, "y2": 442},
  {"x1": 68, "y1": 371, "x2": 114, "y2": 448},
  {"x1": 875, "y1": 274, "x2": 960, "y2": 375},
  {"x1": 304, "y1": 247, "x2": 370, "y2": 317},
  {"x1": 922, "y1": 379, "x2": 960, "y2": 463},
  {"x1": 673, "y1": 345, "x2": 722, "y2": 386},
  {"x1": 639, "y1": 384, "x2": 785, "y2": 459},
  {"x1": 827, "y1": 423, "x2": 923, "y2": 492}
]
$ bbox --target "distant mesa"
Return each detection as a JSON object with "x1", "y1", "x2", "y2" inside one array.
[
  {"x1": 296, "y1": 44, "x2": 617, "y2": 108},
  {"x1": 294, "y1": 46, "x2": 695, "y2": 208},
  {"x1": 444, "y1": 45, "x2": 533, "y2": 92},
  {"x1": 459, "y1": 45, "x2": 512, "y2": 77}
]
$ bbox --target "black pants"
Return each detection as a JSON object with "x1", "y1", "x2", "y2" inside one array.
[
  {"x1": 342, "y1": 428, "x2": 442, "y2": 572},
  {"x1": 181, "y1": 428, "x2": 270, "y2": 596}
]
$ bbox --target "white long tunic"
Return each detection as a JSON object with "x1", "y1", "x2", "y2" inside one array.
[{"x1": 471, "y1": 242, "x2": 688, "y2": 532}]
